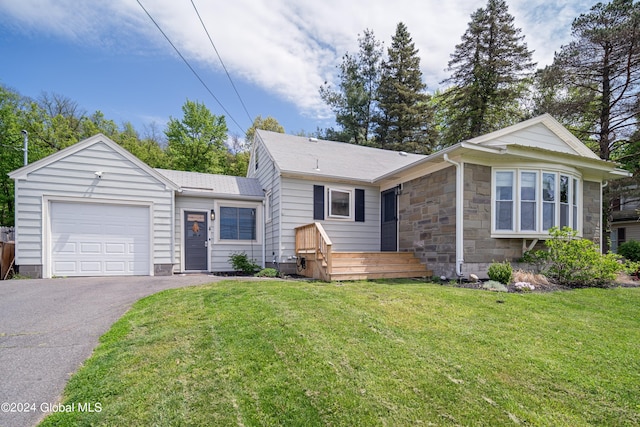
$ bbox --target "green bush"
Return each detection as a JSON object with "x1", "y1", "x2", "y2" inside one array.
[
  {"x1": 618, "y1": 240, "x2": 640, "y2": 262},
  {"x1": 255, "y1": 268, "x2": 279, "y2": 278},
  {"x1": 487, "y1": 261, "x2": 513, "y2": 285},
  {"x1": 543, "y1": 227, "x2": 621, "y2": 288},
  {"x1": 228, "y1": 252, "x2": 261, "y2": 274}
]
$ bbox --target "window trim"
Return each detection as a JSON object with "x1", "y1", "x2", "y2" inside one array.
[
  {"x1": 491, "y1": 168, "x2": 582, "y2": 238},
  {"x1": 213, "y1": 200, "x2": 262, "y2": 244}
]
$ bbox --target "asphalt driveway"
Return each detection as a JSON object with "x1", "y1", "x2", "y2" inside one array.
[{"x1": 0, "y1": 274, "x2": 222, "y2": 427}]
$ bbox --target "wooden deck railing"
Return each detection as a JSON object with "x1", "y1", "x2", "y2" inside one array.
[{"x1": 294, "y1": 222, "x2": 333, "y2": 278}]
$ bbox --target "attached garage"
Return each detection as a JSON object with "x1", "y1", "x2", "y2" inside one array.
[
  {"x1": 49, "y1": 202, "x2": 151, "y2": 276},
  {"x1": 9, "y1": 134, "x2": 179, "y2": 278},
  {"x1": 9, "y1": 133, "x2": 266, "y2": 279}
]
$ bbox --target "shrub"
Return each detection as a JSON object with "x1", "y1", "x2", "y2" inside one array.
[
  {"x1": 255, "y1": 268, "x2": 279, "y2": 278},
  {"x1": 543, "y1": 227, "x2": 622, "y2": 288},
  {"x1": 482, "y1": 280, "x2": 508, "y2": 292},
  {"x1": 487, "y1": 261, "x2": 513, "y2": 285},
  {"x1": 228, "y1": 252, "x2": 261, "y2": 274},
  {"x1": 618, "y1": 240, "x2": 640, "y2": 262},
  {"x1": 512, "y1": 269, "x2": 550, "y2": 288}
]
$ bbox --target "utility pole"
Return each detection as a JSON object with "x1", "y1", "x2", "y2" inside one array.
[{"x1": 21, "y1": 130, "x2": 28, "y2": 166}]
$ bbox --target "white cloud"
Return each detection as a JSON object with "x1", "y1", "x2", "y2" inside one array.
[{"x1": 0, "y1": 0, "x2": 591, "y2": 121}]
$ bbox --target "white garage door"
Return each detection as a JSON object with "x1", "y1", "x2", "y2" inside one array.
[{"x1": 50, "y1": 202, "x2": 150, "y2": 276}]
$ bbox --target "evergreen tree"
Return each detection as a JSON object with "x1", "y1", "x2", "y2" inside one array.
[
  {"x1": 551, "y1": 0, "x2": 640, "y2": 161},
  {"x1": 375, "y1": 22, "x2": 433, "y2": 153},
  {"x1": 319, "y1": 29, "x2": 383, "y2": 144},
  {"x1": 441, "y1": 0, "x2": 535, "y2": 144}
]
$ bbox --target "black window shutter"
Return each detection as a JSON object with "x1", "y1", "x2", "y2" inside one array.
[
  {"x1": 355, "y1": 189, "x2": 365, "y2": 222},
  {"x1": 313, "y1": 185, "x2": 325, "y2": 220}
]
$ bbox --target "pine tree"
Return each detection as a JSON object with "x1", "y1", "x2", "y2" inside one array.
[
  {"x1": 319, "y1": 29, "x2": 383, "y2": 145},
  {"x1": 552, "y1": 0, "x2": 640, "y2": 162},
  {"x1": 375, "y1": 22, "x2": 433, "y2": 153},
  {"x1": 441, "y1": 0, "x2": 535, "y2": 144}
]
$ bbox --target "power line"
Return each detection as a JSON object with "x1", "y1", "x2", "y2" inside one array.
[
  {"x1": 135, "y1": 0, "x2": 246, "y2": 135},
  {"x1": 190, "y1": 0, "x2": 253, "y2": 126}
]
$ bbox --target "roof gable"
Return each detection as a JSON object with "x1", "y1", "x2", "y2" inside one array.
[
  {"x1": 256, "y1": 130, "x2": 426, "y2": 182},
  {"x1": 466, "y1": 114, "x2": 600, "y2": 159},
  {"x1": 9, "y1": 134, "x2": 179, "y2": 190}
]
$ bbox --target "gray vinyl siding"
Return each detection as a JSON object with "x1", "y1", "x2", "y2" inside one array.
[
  {"x1": 13, "y1": 141, "x2": 173, "y2": 268},
  {"x1": 173, "y1": 196, "x2": 264, "y2": 272},
  {"x1": 279, "y1": 177, "x2": 381, "y2": 259},
  {"x1": 249, "y1": 138, "x2": 281, "y2": 263},
  {"x1": 479, "y1": 123, "x2": 580, "y2": 156}
]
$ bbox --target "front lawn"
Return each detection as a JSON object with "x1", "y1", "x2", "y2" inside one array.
[{"x1": 40, "y1": 280, "x2": 640, "y2": 426}]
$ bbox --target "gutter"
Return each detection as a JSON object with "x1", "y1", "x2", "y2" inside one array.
[
  {"x1": 444, "y1": 154, "x2": 464, "y2": 278},
  {"x1": 177, "y1": 189, "x2": 264, "y2": 201}
]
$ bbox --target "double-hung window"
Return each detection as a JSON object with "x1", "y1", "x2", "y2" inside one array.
[
  {"x1": 220, "y1": 206, "x2": 257, "y2": 240},
  {"x1": 493, "y1": 168, "x2": 580, "y2": 235},
  {"x1": 495, "y1": 171, "x2": 514, "y2": 230}
]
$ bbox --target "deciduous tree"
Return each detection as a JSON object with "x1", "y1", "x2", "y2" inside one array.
[{"x1": 165, "y1": 99, "x2": 228, "y2": 173}]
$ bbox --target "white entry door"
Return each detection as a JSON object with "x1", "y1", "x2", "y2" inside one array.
[{"x1": 50, "y1": 202, "x2": 150, "y2": 276}]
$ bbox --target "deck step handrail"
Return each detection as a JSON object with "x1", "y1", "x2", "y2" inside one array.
[{"x1": 295, "y1": 222, "x2": 332, "y2": 279}]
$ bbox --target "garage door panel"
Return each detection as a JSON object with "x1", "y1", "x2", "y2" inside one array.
[
  {"x1": 80, "y1": 243, "x2": 101, "y2": 253},
  {"x1": 51, "y1": 202, "x2": 150, "y2": 277},
  {"x1": 105, "y1": 262, "x2": 126, "y2": 273},
  {"x1": 55, "y1": 242, "x2": 77, "y2": 254},
  {"x1": 105, "y1": 243, "x2": 126, "y2": 254},
  {"x1": 80, "y1": 261, "x2": 102, "y2": 274},
  {"x1": 53, "y1": 261, "x2": 77, "y2": 274}
]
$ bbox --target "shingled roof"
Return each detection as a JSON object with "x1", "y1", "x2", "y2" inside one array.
[
  {"x1": 156, "y1": 169, "x2": 263, "y2": 198},
  {"x1": 256, "y1": 130, "x2": 426, "y2": 182}
]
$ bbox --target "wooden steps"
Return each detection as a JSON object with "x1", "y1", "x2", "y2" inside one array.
[{"x1": 328, "y1": 252, "x2": 432, "y2": 281}]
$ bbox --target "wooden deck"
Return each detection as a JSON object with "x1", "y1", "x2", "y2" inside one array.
[{"x1": 295, "y1": 223, "x2": 431, "y2": 281}]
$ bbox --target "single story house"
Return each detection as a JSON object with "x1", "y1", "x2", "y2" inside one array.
[
  {"x1": 249, "y1": 114, "x2": 630, "y2": 280},
  {"x1": 9, "y1": 114, "x2": 630, "y2": 280},
  {"x1": 9, "y1": 134, "x2": 265, "y2": 278}
]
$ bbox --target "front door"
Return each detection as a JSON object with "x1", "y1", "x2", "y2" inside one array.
[
  {"x1": 380, "y1": 188, "x2": 398, "y2": 251},
  {"x1": 184, "y1": 211, "x2": 208, "y2": 271}
]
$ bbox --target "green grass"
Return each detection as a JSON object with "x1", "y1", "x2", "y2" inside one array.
[{"x1": 40, "y1": 280, "x2": 640, "y2": 426}]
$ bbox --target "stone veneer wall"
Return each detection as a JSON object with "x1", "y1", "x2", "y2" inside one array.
[
  {"x1": 582, "y1": 180, "x2": 601, "y2": 246},
  {"x1": 398, "y1": 166, "x2": 457, "y2": 278},
  {"x1": 399, "y1": 164, "x2": 604, "y2": 279},
  {"x1": 462, "y1": 164, "x2": 536, "y2": 278}
]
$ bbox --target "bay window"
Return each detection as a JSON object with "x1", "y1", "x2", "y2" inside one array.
[{"x1": 493, "y1": 168, "x2": 580, "y2": 235}]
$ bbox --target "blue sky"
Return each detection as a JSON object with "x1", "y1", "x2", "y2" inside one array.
[{"x1": 0, "y1": 0, "x2": 595, "y2": 140}]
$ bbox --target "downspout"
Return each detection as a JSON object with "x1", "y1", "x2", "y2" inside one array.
[
  {"x1": 444, "y1": 154, "x2": 464, "y2": 278},
  {"x1": 21, "y1": 130, "x2": 28, "y2": 166},
  {"x1": 601, "y1": 181, "x2": 608, "y2": 253},
  {"x1": 170, "y1": 190, "x2": 176, "y2": 274},
  {"x1": 262, "y1": 197, "x2": 266, "y2": 268}
]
